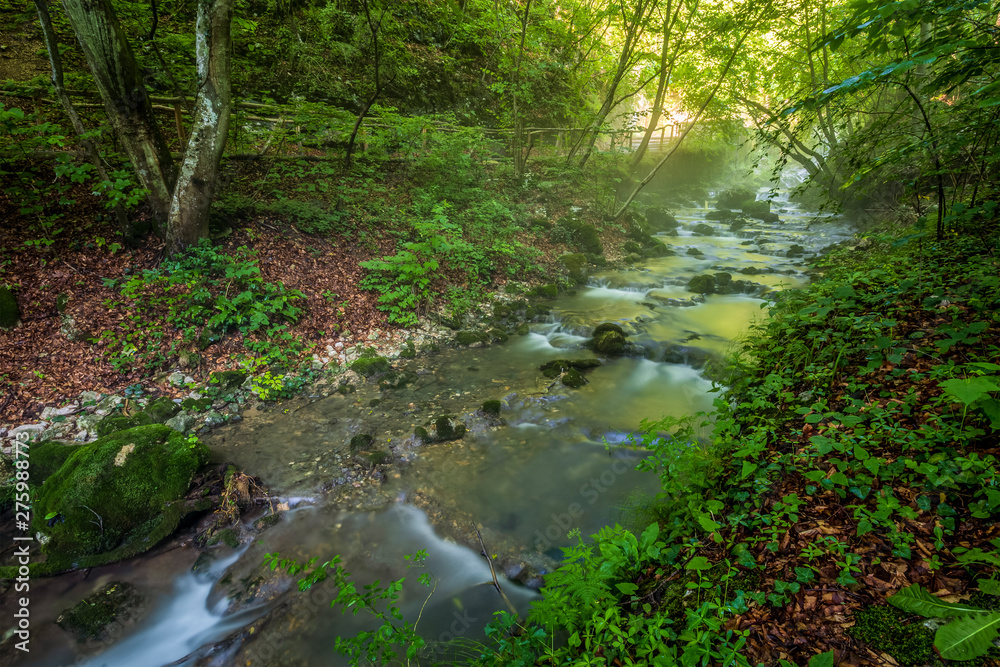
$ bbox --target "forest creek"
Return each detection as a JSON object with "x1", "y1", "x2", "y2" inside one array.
[{"x1": 1, "y1": 0, "x2": 1000, "y2": 666}]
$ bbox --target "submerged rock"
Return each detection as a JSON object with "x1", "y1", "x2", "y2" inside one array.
[
  {"x1": 56, "y1": 581, "x2": 144, "y2": 641},
  {"x1": 434, "y1": 416, "x2": 466, "y2": 441},
  {"x1": 688, "y1": 274, "x2": 716, "y2": 295}
]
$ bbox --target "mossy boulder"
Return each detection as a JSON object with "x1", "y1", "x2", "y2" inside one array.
[
  {"x1": 455, "y1": 330, "x2": 489, "y2": 346},
  {"x1": 686, "y1": 247, "x2": 704, "y2": 257},
  {"x1": 623, "y1": 241, "x2": 642, "y2": 254},
  {"x1": 145, "y1": 397, "x2": 182, "y2": 423},
  {"x1": 211, "y1": 370, "x2": 247, "y2": 391},
  {"x1": 716, "y1": 186, "x2": 756, "y2": 209},
  {"x1": 645, "y1": 206, "x2": 679, "y2": 231},
  {"x1": 32, "y1": 425, "x2": 210, "y2": 567},
  {"x1": 535, "y1": 284, "x2": 559, "y2": 298},
  {"x1": 481, "y1": 400, "x2": 502, "y2": 418},
  {"x1": 434, "y1": 416, "x2": 466, "y2": 441},
  {"x1": 349, "y1": 433, "x2": 375, "y2": 453},
  {"x1": 399, "y1": 340, "x2": 417, "y2": 358},
  {"x1": 351, "y1": 355, "x2": 390, "y2": 377},
  {"x1": 644, "y1": 243, "x2": 674, "y2": 258},
  {"x1": 559, "y1": 253, "x2": 589, "y2": 284},
  {"x1": 687, "y1": 274, "x2": 716, "y2": 295},
  {"x1": 705, "y1": 209, "x2": 736, "y2": 221},
  {"x1": 56, "y1": 581, "x2": 143, "y2": 641},
  {"x1": 587, "y1": 323, "x2": 628, "y2": 356},
  {"x1": 575, "y1": 223, "x2": 603, "y2": 255},
  {"x1": 561, "y1": 368, "x2": 587, "y2": 389},
  {"x1": 0, "y1": 285, "x2": 19, "y2": 329},
  {"x1": 95, "y1": 412, "x2": 153, "y2": 438},
  {"x1": 414, "y1": 426, "x2": 430, "y2": 441},
  {"x1": 489, "y1": 328, "x2": 509, "y2": 343},
  {"x1": 493, "y1": 303, "x2": 511, "y2": 318},
  {"x1": 515, "y1": 323, "x2": 530, "y2": 335},
  {"x1": 786, "y1": 243, "x2": 806, "y2": 258},
  {"x1": 29, "y1": 441, "x2": 85, "y2": 486},
  {"x1": 691, "y1": 223, "x2": 715, "y2": 236}
]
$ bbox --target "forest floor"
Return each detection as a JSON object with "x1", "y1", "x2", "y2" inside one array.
[{"x1": 0, "y1": 157, "x2": 606, "y2": 426}]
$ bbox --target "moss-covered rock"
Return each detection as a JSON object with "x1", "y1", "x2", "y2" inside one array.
[
  {"x1": 95, "y1": 412, "x2": 153, "y2": 438},
  {"x1": 414, "y1": 426, "x2": 430, "y2": 441},
  {"x1": 575, "y1": 223, "x2": 603, "y2": 255},
  {"x1": 56, "y1": 581, "x2": 143, "y2": 641},
  {"x1": 455, "y1": 330, "x2": 489, "y2": 346},
  {"x1": 434, "y1": 416, "x2": 466, "y2": 441},
  {"x1": 539, "y1": 359, "x2": 602, "y2": 374},
  {"x1": 536, "y1": 284, "x2": 559, "y2": 298},
  {"x1": 645, "y1": 206, "x2": 679, "y2": 231},
  {"x1": 0, "y1": 285, "x2": 19, "y2": 329},
  {"x1": 687, "y1": 274, "x2": 716, "y2": 295},
  {"x1": 561, "y1": 368, "x2": 587, "y2": 388},
  {"x1": 493, "y1": 303, "x2": 511, "y2": 318},
  {"x1": 786, "y1": 243, "x2": 806, "y2": 258},
  {"x1": 32, "y1": 425, "x2": 210, "y2": 566},
  {"x1": 367, "y1": 450, "x2": 390, "y2": 466},
  {"x1": 180, "y1": 397, "x2": 212, "y2": 412},
  {"x1": 716, "y1": 186, "x2": 756, "y2": 209},
  {"x1": 686, "y1": 247, "x2": 704, "y2": 256},
  {"x1": 559, "y1": 252, "x2": 589, "y2": 284},
  {"x1": 378, "y1": 370, "x2": 417, "y2": 391},
  {"x1": 207, "y1": 527, "x2": 241, "y2": 548},
  {"x1": 253, "y1": 513, "x2": 281, "y2": 532},
  {"x1": 29, "y1": 441, "x2": 85, "y2": 486},
  {"x1": 145, "y1": 397, "x2": 181, "y2": 423},
  {"x1": 349, "y1": 433, "x2": 375, "y2": 453},
  {"x1": 399, "y1": 340, "x2": 417, "y2": 358},
  {"x1": 691, "y1": 223, "x2": 715, "y2": 236},
  {"x1": 211, "y1": 370, "x2": 247, "y2": 391},
  {"x1": 588, "y1": 323, "x2": 628, "y2": 356},
  {"x1": 351, "y1": 355, "x2": 390, "y2": 377},
  {"x1": 481, "y1": 400, "x2": 502, "y2": 417},
  {"x1": 623, "y1": 241, "x2": 642, "y2": 254},
  {"x1": 488, "y1": 328, "x2": 509, "y2": 343}
]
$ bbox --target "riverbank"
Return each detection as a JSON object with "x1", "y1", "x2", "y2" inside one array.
[{"x1": 504, "y1": 220, "x2": 1000, "y2": 666}]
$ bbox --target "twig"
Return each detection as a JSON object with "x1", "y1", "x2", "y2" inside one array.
[
  {"x1": 473, "y1": 524, "x2": 518, "y2": 615},
  {"x1": 81, "y1": 504, "x2": 104, "y2": 535}
]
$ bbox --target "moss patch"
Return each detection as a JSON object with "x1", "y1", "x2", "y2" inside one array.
[
  {"x1": 211, "y1": 370, "x2": 247, "y2": 391},
  {"x1": 29, "y1": 441, "x2": 85, "y2": 486},
  {"x1": 481, "y1": 400, "x2": 502, "y2": 417},
  {"x1": 144, "y1": 397, "x2": 181, "y2": 423},
  {"x1": 435, "y1": 416, "x2": 466, "y2": 441},
  {"x1": 455, "y1": 330, "x2": 489, "y2": 346},
  {"x1": 562, "y1": 368, "x2": 587, "y2": 388},
  {"x1": 847, "y1": 605, "x2": 933, "y2": 666},
  {"x1": 351, "y1": 355, "x2": 390, "y2": 377},
  {"x1": 32, "y1": 424, "x2": 209, "y2": 564},
  {"x1": 56, "y1": 581, "x2": 142, "y2": 641},
  {"x1": 95, "y1": 412, "x2": 153, "y2": 438}
]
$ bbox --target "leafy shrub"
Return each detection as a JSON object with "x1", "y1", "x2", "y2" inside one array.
[{"x1": 103, "y1": 241, "x2": 306, "y2": 368}]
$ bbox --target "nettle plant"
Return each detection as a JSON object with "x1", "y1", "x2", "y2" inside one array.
[{"x1": 101, "y1": 241, "x2": 306, "y2": 369}]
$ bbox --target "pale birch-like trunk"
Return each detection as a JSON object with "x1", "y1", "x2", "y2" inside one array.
[{"x1": 164, "y1": 0, "x2": 234, "y2": 254}]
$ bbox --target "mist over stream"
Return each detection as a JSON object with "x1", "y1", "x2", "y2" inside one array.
[{"x1": 14, "y1": 178, "x2": 855, "y2": 666}]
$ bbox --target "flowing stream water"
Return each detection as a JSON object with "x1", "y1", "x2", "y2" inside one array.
[{"x1": 11, "y1": 180, "x2": 855, "y2": 667}]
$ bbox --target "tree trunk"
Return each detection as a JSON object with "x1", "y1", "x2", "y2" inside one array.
[
  {"x1": 60, "y1": 0, "x2": 176, "y2": 226},
  {"x1": 164, "y1": 0, "x2": 234, "y2": 254},
  {"x1": 34, "y1": 0, "x2": 132, "y2": 238}
]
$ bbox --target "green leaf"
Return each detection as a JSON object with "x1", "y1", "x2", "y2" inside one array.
[
  {"x1": 939, "y1": 377, "x2": 1000, "y2": 407},
  {"x1": 808, "y1": 651, "x2": 834, "y2": 667},
  {"x1": 935, "y1": 612, "x2": 1000, "y2": 661},
  {"x1": 888, "y1": 584, "x2": 989, "y2": 618},
  {"x1": 978, "y1": 578, "x2": 1000, "y2": 596},
  {"x1": 978, "y1": 398, "x2": 1000, "y2": 429},
  {"x1": 616, "y1": 582, "x2": 638, "y2": 596},
  {"x1": 741, "y1": 461, "x2": 759, "y2": 479},
  {"x1": 685, "y1": 556, "x2": 712, "y2": 571}
]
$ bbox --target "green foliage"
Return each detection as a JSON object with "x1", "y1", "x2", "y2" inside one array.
[
  {"x1": 889, "y1": 584, "x2": 1000, "y2": 661},
  {"x1": 264, "y1": 550, "x2": 433, "y2": 666},
  {"x1": 101, "y1": 241, "x2": 306, "y2": 370}
]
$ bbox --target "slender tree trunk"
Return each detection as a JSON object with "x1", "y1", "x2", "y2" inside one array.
[
  {"x1": 345, "y1": 0, "x2": 388, "y2": 169},
  {"x1": 34, "y1": 0, "x2": 131, "y2": 238},
  {"x1": 632, "y1": 0, "x2": 697, "y2": 168},
  {"x1": 614, "y1": 22, "x2": 752, "y2": 219},
  {"x1": 164, "y1": 0, "x2": 233, "y2": 253},
  {"x1": 511, "y1": 0, "x2": 532, "y2": 176},
  {"x1": 569, "y1": 0, "x2": 654, "y2": 169},
  {"x1": 60, "y1": 0, "x2": 176, "y2": 226}
]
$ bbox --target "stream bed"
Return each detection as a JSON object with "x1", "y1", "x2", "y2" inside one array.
[{"x1": 9, "y1": 183, "x2": 854, "y2": 666}]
